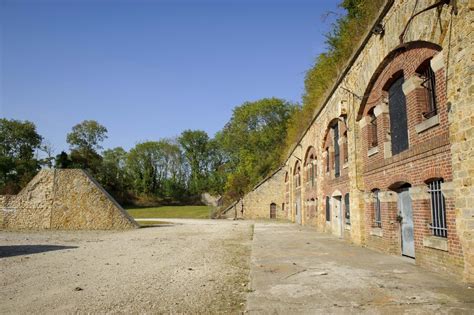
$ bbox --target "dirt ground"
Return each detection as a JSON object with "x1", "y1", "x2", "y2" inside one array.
[{"x1": 0, "y1": 219, "x2": 253, "y2": 314}]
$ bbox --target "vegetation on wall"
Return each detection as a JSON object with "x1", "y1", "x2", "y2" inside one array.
[{"x1": 283, "y1": 0, "x2": 385, "y2": 159}]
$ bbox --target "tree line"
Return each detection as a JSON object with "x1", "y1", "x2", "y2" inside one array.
[{"x1": 1, "y1": 98, "x2": 296, "y2": 206}]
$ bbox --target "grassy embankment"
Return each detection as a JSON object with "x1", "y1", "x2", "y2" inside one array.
[{"x1": 126, "y1": 205, "x2": 213, "y2": 221}]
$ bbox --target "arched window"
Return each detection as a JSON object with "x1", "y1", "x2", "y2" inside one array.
[
  {"x1": 343, "y1": 131, "x2": 349, "y2": 163},
  {"x1": 333, "y1": 124, "x2": 340, "y2": 177},
  {"x1": 270, "y1": 203, "x2": 277, "y2": 219},
  {"x1": 427, "y1": 179, "x2": 447, "y2": 237},
  {"x1": 294, "y1": 162, "x2": 301, "y2": 188},
  {"x1": 417, "y1": 59, "x2": 437, "y2": 119},
  {"x1": 388, "y1": 76, "x2": 409, "y2": 155},
  {"x1": 368, "y1": 107, "x2": 378, "y2": 148},
  {"x1": 373, "y1": 189, "x2": 381, "y2": 228}
]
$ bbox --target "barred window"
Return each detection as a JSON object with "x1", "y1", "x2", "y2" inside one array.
[
  {"x1": 344, "y1": 193, "x2": 350, "y2": 225},
  {"x1": 373, "y1": 189, "x2": 381, "y2": 228},
  {"x1": 325, "y1": 196, "x2": 331, "y2": 221},
  {"x1": 417, "y1": 60, "x2": 437, "y2": 119},
  {"x1": 368, "y1": 108, "x2": 378, "y2": 148},
  {"x1": 428, "y1": 179, "x2": 447, "y2": 237}
]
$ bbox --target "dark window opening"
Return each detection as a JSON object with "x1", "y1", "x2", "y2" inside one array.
[
  {"x1": 325, "y1": 196, "x2": 331, "y2": 221},
  {"x1": 334, "y1": 125, "x2": 340, "y2": 177},
  {"x1": 418, "y1": 61, "x2": 437, "y2": 119},
  {"x1": 344, "y1": 193, "x2": 350, "y2": 225},
  {"x1": 368, "y1": 108, "x2": 378, "y2": 148},
  {"x1": 326, "y1": 148, "x2": 330, "y2": 172},
  {"x1": 388, "y1": 76, "x2": 409, "y2": 155},
  {"x1": 428, "y1": 179, "x2": 447, "y2": 237},
  {"x1": 343, "y1": 132, "x2": 348, "y2": 163}
]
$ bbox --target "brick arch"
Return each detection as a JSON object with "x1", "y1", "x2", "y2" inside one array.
[
  {"x1": 356, "y1": 40, "x2": 442, "y2": 121},
  {"x1": 422, "y1": 166, "x2": 444, "y2": 183},
  {"x1": 304, "y1": 146, "x2": 316, "y2": 165},
  {"x1": 321, "y1": 118, "x2": 340, "y2": 149},
  {"x1": 293, "y1": 160, "x2": 301, "y2": 175}
]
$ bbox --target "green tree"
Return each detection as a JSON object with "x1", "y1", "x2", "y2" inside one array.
[
  {"x1": 0, "y1": 119, "x2": 43, "y2": 193},
  {"x1": 219, "y1": 98, "x2": 297, "y2": 199},
  {"x1": 66, "y1": 120, "x2": 107, "y2": 173},
  {"x1": 178, "y1": 130, "x2": 211, "y2": 195},
  {"x1": 97, "y1": 147, "x2": 130, "y2": 202},
  {"x1": 126, "y1": 140, "x2": 187, "y2": 199}
]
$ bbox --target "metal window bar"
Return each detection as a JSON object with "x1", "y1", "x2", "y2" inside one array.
[
  {"x1": 374, "y1": 190, "x2": 382, "y2": 228},
  {"x1": 428, "y1": 180, "x2": 447, "y2": 237},
  {"x1": 370, "y1": 113, "x2": 378, "y2": 147},
  {"x1": 420, "y1": 66, "x2": 437, "y2": 119},
  {"x1": 345, "y1": 193, "x2": 350, "y2": 225}
]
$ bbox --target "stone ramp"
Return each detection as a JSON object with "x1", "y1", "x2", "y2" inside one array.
[
  {"x1": 0, "y1": 169, "x2": 138, "y2": 230},
  {"x1": 246, "y1": 223, "x2": 474, "y2": 314}
]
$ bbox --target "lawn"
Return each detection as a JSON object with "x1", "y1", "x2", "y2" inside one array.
[{"x1": 126, "y1": 205, "x2": 213, "y2": 219}]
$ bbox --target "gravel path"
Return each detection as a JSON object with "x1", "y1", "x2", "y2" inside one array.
[{"x1": 0, "y1": 219, "x2": 253, "y2": 314}]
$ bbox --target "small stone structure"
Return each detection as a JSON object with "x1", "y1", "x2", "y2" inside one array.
[
  {"x1": 201, "y1": 193, "x2": 222, "y2": 207},
  {"x1": 0, "y1": 169, "x2": 138, "y2": 230},
  {"x1": 222, "y1": 168, "x2": 285, "y2": 220}
]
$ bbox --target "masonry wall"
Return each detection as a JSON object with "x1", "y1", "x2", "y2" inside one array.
[
  {"x1": 0, "y1": 169, "x2": 139, "y2": 230},
  {"x1": 225, "y1": 169, "x2": 286, "y2": 220},
  {"x1": 240, "y1": 0, "x2": 473, "y2": 283}
]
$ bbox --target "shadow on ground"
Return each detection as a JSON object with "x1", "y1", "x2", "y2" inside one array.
[{"x1": 0, "y1": 245, "x2": 78, "y2": 258}]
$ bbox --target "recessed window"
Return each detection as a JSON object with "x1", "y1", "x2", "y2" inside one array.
[
  {"x1": 417, "y1": 60, "x2": 437, "y2": 119},
  {"x1": 344, "y1": 193, "x2": 350, "y2": 225},
  {"x1": 325, "y1": 196, "x2": 331, "y2": 221},
  {"x1": 333, "y1": 124, "x2": 340, "y2": 178},
  {"x1": 428, "y1": 179, "x2": 447, "y2": 237},
  {"x1": 368, "y1": 108, "x2": 378, "y2": 148},
  {"x1": 373, "y1": 189, "x2": 381, "y2": 228},
  {"x1": 388, "y1": 76, "x2": 409, "y2": 155}
]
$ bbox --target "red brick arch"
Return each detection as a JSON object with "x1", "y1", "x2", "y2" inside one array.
[{"x1": 357, "y1": 41, "x2": 442, "y2": 121}]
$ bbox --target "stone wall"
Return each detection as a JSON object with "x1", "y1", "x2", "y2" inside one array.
[
  {"x1": 239, "y1": 0, "x2": 473, "y2": 283},
  {"x1": 0, "y1": 169, "x2": 138, "y2": 230},
  {"x1": 223, "y1": 168, "x2": 286, "y2": 220}
]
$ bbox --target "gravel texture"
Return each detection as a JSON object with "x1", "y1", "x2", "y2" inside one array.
[{"x1": 0, "y1": 219, "x2": 253, "y2": 314}]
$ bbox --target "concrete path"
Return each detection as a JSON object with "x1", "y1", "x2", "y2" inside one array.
[{"x1": 246, "y1": 222, "x2": 474, "y2": 314}]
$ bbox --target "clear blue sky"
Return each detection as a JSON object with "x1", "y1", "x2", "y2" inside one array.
[{"x1": 1, "y1": 0, "x2": 341, "y2": 153}]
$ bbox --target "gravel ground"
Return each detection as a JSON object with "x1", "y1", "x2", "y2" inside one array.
[{"x1": 0, "y1": 219, "x2": 253, "y2": 314}]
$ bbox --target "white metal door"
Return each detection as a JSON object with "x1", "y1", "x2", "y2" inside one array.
[
  {"x1": 296, "y1": 197, "x2": 302, "y2": 225},
  {"x1": 399, "y1": 189, "x2": 415, "y2": 258},
  {"x1": 332, "y1": 196, "x2": 343, "y2": 237}
]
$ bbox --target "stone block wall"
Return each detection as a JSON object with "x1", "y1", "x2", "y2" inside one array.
[{"x1": 0, "y1": 169, "x2": 138, "y2": 230}]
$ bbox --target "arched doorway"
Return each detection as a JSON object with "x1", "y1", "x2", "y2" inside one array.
[{"x1": 270, "y1": 203, "x2": 277, "y2": 219}]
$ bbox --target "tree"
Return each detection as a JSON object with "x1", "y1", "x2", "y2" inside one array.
[
  {"x1": 66, "y1": 120, "x2": 107, "y2": 173},
  {"x1": 66, "y1": 120, "x2": 108, "y2": 152},
  {"x1": 0, "y1": 119, "x2": 43, "y2": 193},
  {"x1": 178, "y1": 130, "x2": 211, "y2": 195},
  {"x1": 97, "y1": 147, "x2": 130, "y2": 202},
  {"x1": 126, "y1": 140, "x2": 187, "y2": 198},
  {"x1": 219, "y1": 98, "x2": 297, "y2": 198}
]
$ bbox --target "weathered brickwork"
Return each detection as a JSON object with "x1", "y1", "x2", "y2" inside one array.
[
  {"x1": 0, "y1": 169, "x2": 138, "y2": 230},
  {"x1": 240, "y1": 0, "x2": 474, "y2": 283}
]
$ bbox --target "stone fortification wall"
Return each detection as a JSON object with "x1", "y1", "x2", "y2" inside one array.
[{"x1": 0, "y1": 169, "x2": 138, "y2": 230}]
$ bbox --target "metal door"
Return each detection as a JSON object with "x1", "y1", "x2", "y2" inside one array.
[
  {"x1": 332, "y1": 196, "x2": 343, "y2": 237},
  {"x1": 398, "y1": 189, "x2": 415, "y2": 258},
  {"x1": 295, "y1": 197, "x2": 302, "y2": 225}
]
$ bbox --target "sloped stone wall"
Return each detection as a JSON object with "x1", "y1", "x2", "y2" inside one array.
[{"x1": 0, "y1": 169, "x2": 138, "y2": 230}]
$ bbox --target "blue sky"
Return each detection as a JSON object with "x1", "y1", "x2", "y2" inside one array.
[{"x1": 1, "y1": 0, "x2": 341, "y2": 153}]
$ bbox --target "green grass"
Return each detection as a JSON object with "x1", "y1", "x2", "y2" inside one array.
[
  {"x1": 137, "y1": 220, "x2": 173, "y2": 226},
  {"x1": 126, "y1": 205, "x2": 213, "y2": 219}
]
